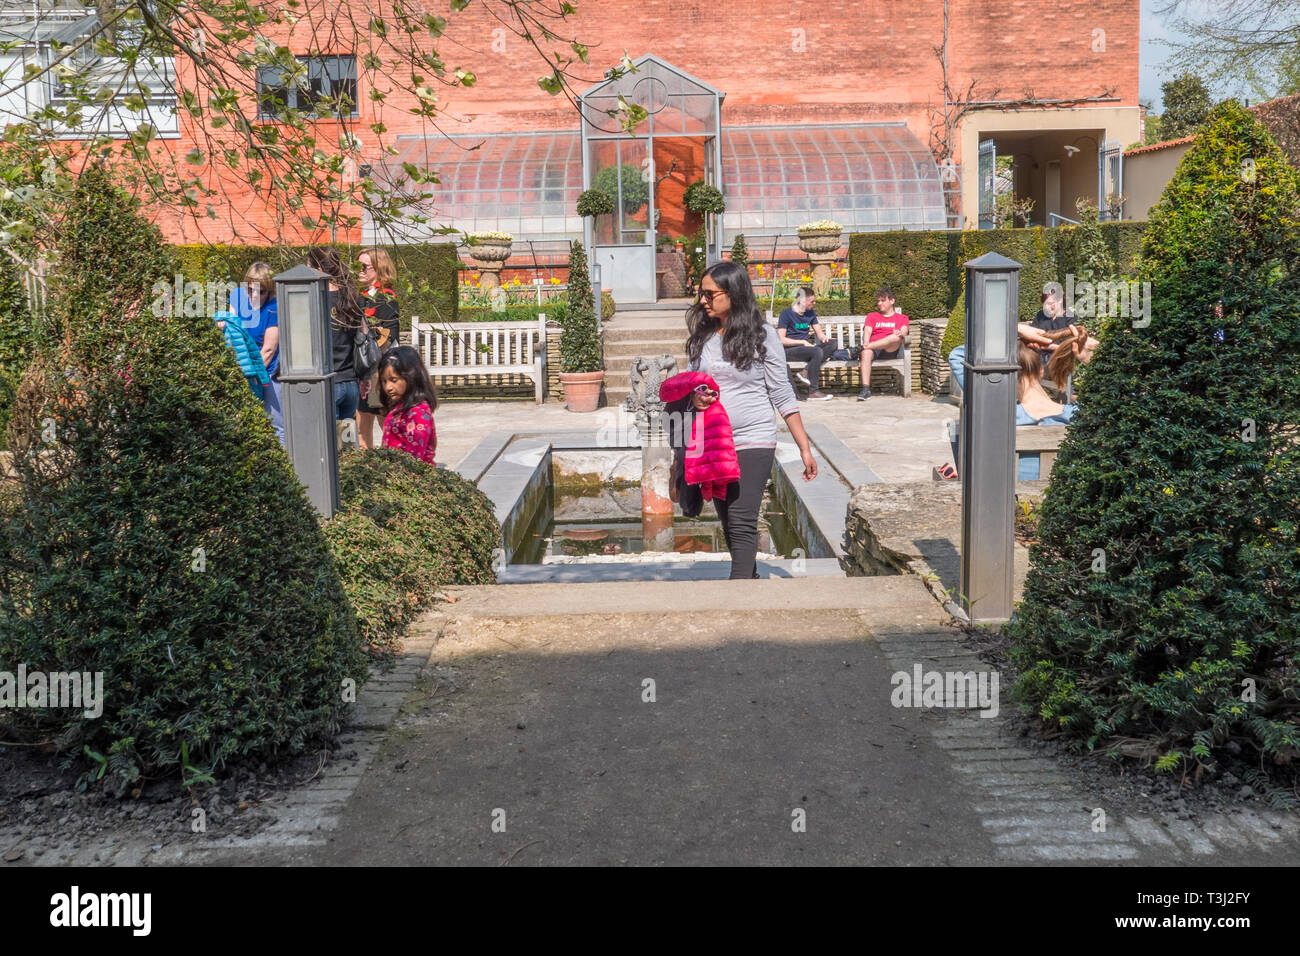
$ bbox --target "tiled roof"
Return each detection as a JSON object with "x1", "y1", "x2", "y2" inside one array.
[{"x1": 1123, "y1": 135, "x2": 1196, "y2": 157}]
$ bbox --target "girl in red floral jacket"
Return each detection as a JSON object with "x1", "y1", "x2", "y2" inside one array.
[{"x1": 377, "y1": 346, "x2": 438, "y2": 465}]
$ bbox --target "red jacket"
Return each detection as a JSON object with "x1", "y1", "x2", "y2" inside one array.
[{"x1": 659, "y1": 372, "x2": 741, "y2": 501}]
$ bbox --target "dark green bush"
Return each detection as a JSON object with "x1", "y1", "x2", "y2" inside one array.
[
  {"x1": 729, "y1": 234, "x2": 749, "y2": 269},
  {"x1": 764, "y1": 297, "x2": 852, "y2": 317},
  {"x1": 940, "y1": 288, "x2": 965, "y2": 359},
  {"x1": 683, "y1": 180, "x2": 725, "y2": 215},
  {"x1": 848, "y1": 229, "x2": 954, "y2": 320},
  {"x1": 560, "y1": 241, "x2": 602, "y2": 373},
  {"x1": 325, "y1": 449, "x2": 499, "y2": 650},
  {"x1": 172, "y1": 241, "x2": 459, "y2": 329},
  {"x1": 1006, "y1": 102, "x2": 1300, "y2": 771},
  {"x1": 0, "y1": 268, "x2": 35, "y2": 452},
  {"x1": 0, "y1": 167, "x2": 366, "y2": 789}
]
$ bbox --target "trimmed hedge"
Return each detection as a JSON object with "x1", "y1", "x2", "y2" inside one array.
[
  {"x1": 172, "y1": 242, "x2": 459, "y2": 330},
  {"x1": 325, "y1": 449, "x2": 499, "y2": 653},
  {"x1": 849, "y1": 229, "x2": 955, "y2": 321},
  {"x1": 763, "y1": 297, "x2": 853, "y2": 316},
  {"x1": 2, "y1": 168, "x2": 365, "y2": 790},
  {"x1": 460, "y1": 302, "x2": 568, "y2": 324}
]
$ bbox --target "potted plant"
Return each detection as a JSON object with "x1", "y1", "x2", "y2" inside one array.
[{"x1": 558, "y1": 240, "x2": 604, "y2": 412}]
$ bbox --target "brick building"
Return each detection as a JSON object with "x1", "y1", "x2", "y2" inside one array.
[{"x1": 2, "y1": 0, "x2": 1140, "y2": 299}]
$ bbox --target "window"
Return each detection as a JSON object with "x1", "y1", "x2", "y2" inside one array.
[{"x1": 257, "y1": 55, "x2": 357, "y2": 119}]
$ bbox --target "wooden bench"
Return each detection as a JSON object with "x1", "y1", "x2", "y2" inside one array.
[
  {"x1": 945, "y1": 418, "x2": 1067, "y2": 480},
  {"x1": 767, "y1": 313, "x2": 912, "y2": 397},
  {"x1": 409, "y1": 315, "x2": 549, "y2": 404}
]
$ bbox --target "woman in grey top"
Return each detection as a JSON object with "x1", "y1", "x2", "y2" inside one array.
[{"x1": 683, "y1": 261, "x2": 818, "y2": 579}]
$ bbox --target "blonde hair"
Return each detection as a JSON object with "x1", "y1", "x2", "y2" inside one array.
[
  {"x1": 243, "y1": 261, "x2": 275, "y2": 300},
  {"x1": 362, "y1": 248, "x2": 397, "y2": 290}
]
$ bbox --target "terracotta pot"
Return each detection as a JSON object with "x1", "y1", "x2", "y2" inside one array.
[{"x1": 559, "y1": 370, "x2": 604, "y2": 412}]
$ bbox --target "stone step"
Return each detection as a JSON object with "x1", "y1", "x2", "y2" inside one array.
[
  {"x1": 602, "y1": 322, "x2": 689, "y2": 343},
  {"x1": 602, "y1": 354, "x2": 689, "y2": 372}
]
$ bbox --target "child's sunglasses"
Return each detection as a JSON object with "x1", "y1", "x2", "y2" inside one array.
[{"x1": 694, "y1": 384, "x2": 718, "y2": 397}]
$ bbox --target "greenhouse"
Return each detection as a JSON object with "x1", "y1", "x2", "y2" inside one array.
[{"x1": 374, "y1": 54, "x2": 949, "y2": 300}]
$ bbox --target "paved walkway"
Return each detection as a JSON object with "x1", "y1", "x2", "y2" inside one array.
[{"x1": 172, "y1": 576, "x2": 1300, "y2": 867}]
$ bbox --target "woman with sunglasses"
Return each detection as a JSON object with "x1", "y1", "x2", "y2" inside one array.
[{"x1": 682, "y1": 261, "x2": 818, "y2": 579}]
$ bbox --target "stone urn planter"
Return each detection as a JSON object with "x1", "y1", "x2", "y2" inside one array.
[
  {"x1": 797, "y1": 225, "x2": 843, "y2": 298},
  {"x1": 559, "y1": 370, "x2": 604, "y2": 413},
  {"x1": 467, "y1": 234, "x2": 513, "y2": 290}
]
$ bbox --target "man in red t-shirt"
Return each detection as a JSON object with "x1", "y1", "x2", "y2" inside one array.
[{"x1": 857, "y1": 287, "x2": 909, "y2": 400}]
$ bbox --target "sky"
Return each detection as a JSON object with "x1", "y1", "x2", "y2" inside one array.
[{"x1": 1140, "y1": 0, "x2": 1194, "y2": 111}]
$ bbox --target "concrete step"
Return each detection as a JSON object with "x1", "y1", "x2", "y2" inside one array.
[
  {"x1": 602, "y1": 322, "x2": 689, "y2": 343},
  {"x1": 603, "y1": 356, "x2": 690, "y2": 374}
]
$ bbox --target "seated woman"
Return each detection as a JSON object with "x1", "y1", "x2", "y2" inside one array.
[{"x1": 938, "y1": 329, "x2": 1088, "y2": 480}]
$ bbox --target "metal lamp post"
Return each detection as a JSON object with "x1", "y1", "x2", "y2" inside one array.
[
  {"x1": 959, "y1": 251, "x2": 1021, "y2": 623},
  {"x1": 275, "y1": 264, "x2": 340, "y2": 518}
]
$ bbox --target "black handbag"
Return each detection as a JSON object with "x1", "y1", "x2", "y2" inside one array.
[{"x1": 353, "y1": 314, "x2": 382, "y2": 381}]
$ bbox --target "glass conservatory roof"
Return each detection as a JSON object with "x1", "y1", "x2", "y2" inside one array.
[
  {"x1": 380, "y1": 130, "x2": 584, "y2": 243},
  {"x1": 721, "y1": 124, "x2": 948, "y2": 235},
  {"x1": 374, "y1": 122, "x2": 947, "y2": 243},
  {"x1": 579, "y1": 54, "x2": 722, "y2": 140}
]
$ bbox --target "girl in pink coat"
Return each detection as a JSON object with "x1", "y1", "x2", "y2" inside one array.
[{"x1": 658, "y1": 371, "x2": 740, "y2": 502}]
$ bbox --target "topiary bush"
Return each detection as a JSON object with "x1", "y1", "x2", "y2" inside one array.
[
  {"x1": 560, "y1": 241, "x2": 603, "y2": 373},
  {"x1": 592, "y1": 164, "x2": 649, "y2": 216},
  {"x1": 940, "y1": 288, "x2": 965, "y2": 359},
  {"x1": 1006, "y1": 101, "x2": 1300, "y2": 773},
  {"x1": 683, "y1": 180, "x2": 725, "y2": 216},
  {"x1": 325, "y1": 449, "x2": 499, "y2": 653},
  {"x1": 848, "y1": 229, "x2": 955, "y2": 320},
  {"x1": 0, "y1": 166, "x2": 367, "y2": 790},
  {"x1": 729, "y1": 233, "x2": 749, "y2": 269}
]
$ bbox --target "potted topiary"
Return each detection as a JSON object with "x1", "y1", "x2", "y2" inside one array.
[{"x1": 558, "y1": 240, "x2": 604, "y2": 412}]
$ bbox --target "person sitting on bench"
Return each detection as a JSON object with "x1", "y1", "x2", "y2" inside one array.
[
  {"x1": 776, "y1": 286, "x2": 835, "y2": 401},
  {"x1": 857, "y1": 287, "x2": 909, "y2": 400}
]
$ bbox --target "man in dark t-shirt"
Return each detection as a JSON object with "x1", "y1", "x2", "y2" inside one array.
[
  {"x1": 776, "y1": 286, "x2": 836, "y2": 400},
  {"x1": 1031, "y1": 286, "x2": 1074, "y2": 333}
]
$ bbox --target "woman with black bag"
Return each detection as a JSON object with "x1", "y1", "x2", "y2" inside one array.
[
  {"x1": 308, "y1": 246, "x2": 371, "y2": 421},
  {"x1": 678, "y1": 261, "x2": 818, "y2": 579}
]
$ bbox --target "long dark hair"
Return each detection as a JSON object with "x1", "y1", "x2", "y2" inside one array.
[
  {"x1": 308, "y1": 246, "x2": 363, "y2": 328},
  {"x1": 377, "y1": 345, "x2": 438, "y2": 414},
  {"x1": 685, "y1": 260, "x2": 767, "y2": 371}
]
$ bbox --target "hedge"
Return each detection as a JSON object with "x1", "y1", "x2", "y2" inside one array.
[
  {"x1": 850, "y1": 223, "x2": 1150, "y2": 340},
  {"x1": 763, "y1": 297, "x2": 853, "y2": 316},
  {"x1": 459, "y1": 302, "x2": 567, "y2": 324},
  {"x1": 848, "y1": 229, "x2": 955, "y2": 321},
  {"x1": 172, "y1": 242, "x2": 459, "y2": 330}
]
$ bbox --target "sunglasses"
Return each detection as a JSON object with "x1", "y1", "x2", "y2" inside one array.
[
  {"x1": 694, "y1": 384, "x2": 718, "y2": 397},
  {"x1": 698, "y1": 289, "x2": 727, "y2": 303}
]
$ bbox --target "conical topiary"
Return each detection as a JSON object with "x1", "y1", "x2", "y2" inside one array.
[
  {"x1": 0, "y1": 167, "x2": 366, "y2": 789},
  {"x1": 730, "y1": 233, "x2": 749, "y2": 270},
  {"x1": 1006, "y1": 101, "x2": 1300, "y2": 772},
  {"x1": 560, "y1": 240, "x2": 603, "y2": 373}
]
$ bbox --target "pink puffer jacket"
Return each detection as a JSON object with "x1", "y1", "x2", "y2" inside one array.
[{"x1": 659, "y1": 371, "x2": 741, "y2": 501}]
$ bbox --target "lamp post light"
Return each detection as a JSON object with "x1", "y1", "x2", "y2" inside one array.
[
  {"x1": 959, "y1": 251, "x2": 1021, "y2": 623},
  {"x1": 274, "y1": 264, "x2": 340, "y2": 518}
]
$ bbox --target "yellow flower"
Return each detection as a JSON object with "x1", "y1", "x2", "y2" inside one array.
[
  {"x1": 800, "y1": 274, "x2": 812, "y2": 282},
  {"x1": 550, "y1": 276, "x2": 561, "y2": 284},
  {"x1": 756, "y1": 265, "x2": 765, "y2": 275},
  {"x1": 1163, "y1": 487, "x2": 1175, "y2": 495}
]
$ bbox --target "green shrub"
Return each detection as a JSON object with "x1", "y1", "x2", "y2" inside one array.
[
  {"x1": 171, "y1": 242, "x2": 459, "y2": 330},
  {"x1": 576, "y1": 188, "x2": 615, "y2": 218},
  {"x1": 729, "y1": 234, "x2": 749, "y2": 269},
  {"x1": 685, "y1": 226, "x2": 708, "y2": 294},
  {"x1": 592, "y1": 164, "x2": 648, "y2": 215},
  {"x1": 683, "y1": 180, "x2": 725, "y2": 215},
  {"x1": 0, "y1": 167, "x2": 365, "y2": 789},
  {"x1": 957, "y1": 226, "x2": 1057, "y2": 321},
  {"x1": 1006, "y1": 101, "x2": 1300, "y2": 770},
  {"x1": 325, "y1": 449, "x2": 499, "y2": 653},
  {"x1": 848, "y1": 229, "x2": 954, "y2": 321},
  {"x1": 560, "y1": 241, "x2": 602, "y2": 373},
  {"x1": 940, "y1": 288, "x2": 965, "y2": 359},
  {"x1": 0, "y1": 268, "x2": 35, "y2": 452},
  {"x1": 600, "y1": 291, "x2": 616, "y2": 320},
  {"x1": 459, "y1": 302, "x2": 567, "y2": 324},
  {"x1": 764, "y1": 297, "x2": 853, "y2": 317}
]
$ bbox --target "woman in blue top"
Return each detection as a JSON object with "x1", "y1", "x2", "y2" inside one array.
[
  {"x1": 683, "y1": 261, "x2": 818, "y2": 580},
  {"x1": 230, "y1": 262, "x2": 283, "y2": 444}
]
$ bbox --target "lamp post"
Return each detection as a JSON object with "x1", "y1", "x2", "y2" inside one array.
[
  {"x1": 959, "y1": 251, "x2": 1021, "y2": 623},
  {"x1": 275, "y1": 264, "x2": 340, "y2": 518}
]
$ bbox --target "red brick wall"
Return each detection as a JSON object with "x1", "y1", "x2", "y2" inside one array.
[{"x1": 128, "y1": 0, "x2": 1138, "y2": 244}]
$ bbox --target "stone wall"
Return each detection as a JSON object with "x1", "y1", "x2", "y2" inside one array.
[{"x1": 918, "y1": 318, "x2": 950, "y2": 396}]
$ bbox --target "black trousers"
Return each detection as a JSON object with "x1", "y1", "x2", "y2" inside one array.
[
  {"x1": 784, "y1": 341, "x2": 836, "y2": 389},
  {"x1": 712, "y1": 446, "x2": 776, "y2": 580}
]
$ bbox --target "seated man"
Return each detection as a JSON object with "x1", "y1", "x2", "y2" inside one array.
[
  {"x1": 777, "y1": 286, "x2": 835, "y2": 401},
  {"x1": 857, "y1": 286, "x2": 908, "y2": 400}
]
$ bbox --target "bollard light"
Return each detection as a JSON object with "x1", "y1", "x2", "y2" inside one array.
[
  {"x1": 959, "y1": 251, "x2": 1021, "y2": 623},
  {"x1": 275, "y1": 264, "x2": 340, "y2": 518}
]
